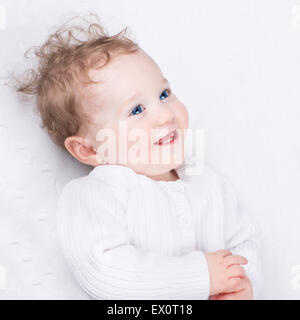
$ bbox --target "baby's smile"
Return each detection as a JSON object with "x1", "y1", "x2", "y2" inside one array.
[{"x1": 153, "y1": 127, "x2": 178, "y2": 146}]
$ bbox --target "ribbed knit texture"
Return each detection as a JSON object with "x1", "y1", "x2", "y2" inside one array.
[{"x1": 56, "y1": 158, "x2": 263, "y2": 300}]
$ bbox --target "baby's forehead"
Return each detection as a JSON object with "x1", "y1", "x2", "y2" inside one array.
[
  {"x1": 86, "y1": 52, "x2": 158, "y2": 94},
  {"x1": 90, "y1": 50, "x2": 155, "y2": 81}
]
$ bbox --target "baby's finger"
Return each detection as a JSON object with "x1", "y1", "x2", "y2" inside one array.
[
  {"x1": 222, "y1": 277, "x2": 246, "y2": 293},
  {"x1": 213, "y1": 291, "x2": 241, "y2": 300},
  {"x1": 223, "y1": 277, "x2": 242, "y2": 292},
  {"x1": 228, "y1": 265, "x2": 246, "y2": 278},
  {"x1": 216, "y1": 249, "x2": 232, "y2": 257},
  {"x1": 225, "y1": 254, "x2": 248, "y2": 267}
]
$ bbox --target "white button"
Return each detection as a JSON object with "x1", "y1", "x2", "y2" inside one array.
[{"x1": 178, "y1": 215, "x2": 191, "y2": 227}]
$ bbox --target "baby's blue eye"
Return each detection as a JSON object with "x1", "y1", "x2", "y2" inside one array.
[
  {"x1": 160, "y1": 89, "x2": 169, "y2": 100},
  {"x1": 130, "y1": 105, "x2": 144, "y2": 116},
  {"x1": 129, "y1": 89, "x2": 170, "y2": 117}
]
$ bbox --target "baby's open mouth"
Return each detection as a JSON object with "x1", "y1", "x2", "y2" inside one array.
[{"x1": 154, "y1": 129, "x2": 178, "y2": 146}]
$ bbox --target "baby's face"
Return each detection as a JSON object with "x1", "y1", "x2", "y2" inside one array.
[{"x1": 82, "y1": 48, "x2": 189, "y2": 179}]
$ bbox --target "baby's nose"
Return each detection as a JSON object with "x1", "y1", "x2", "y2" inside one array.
[{"x1": 156, "y1": 107, "x2": 175, "y2": 126}]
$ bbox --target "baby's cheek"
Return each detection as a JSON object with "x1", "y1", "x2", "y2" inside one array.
[
  {"x1": 118, "y1": 133, "x2": 150, "y2": 162},
  {"x1": 177, "y1": 103, "x2": 189, "y2": 129}
]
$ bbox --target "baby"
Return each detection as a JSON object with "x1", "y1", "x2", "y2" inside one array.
[{"x1": 15, "y1": 14, "x2": 262, "y2": 300}]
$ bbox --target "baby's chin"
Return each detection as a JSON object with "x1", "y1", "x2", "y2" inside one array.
[{"x1": 129, "y1": 161, "x2": 184, "y2": 178}]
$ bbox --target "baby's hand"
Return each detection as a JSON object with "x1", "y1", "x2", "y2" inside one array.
[
  {"x1": 204, "y1": 249, "x2": 248, "y2": 296},
  {"x1": 210, "y1": 275, "x2": 253, "y2": 300}
]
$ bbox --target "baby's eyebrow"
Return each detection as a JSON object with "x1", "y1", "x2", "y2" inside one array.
[
  {"x1": 123, "y1": 78, "x2": 169, "y2": 105},
  {"x1": 124, "y1": 93, "x2": 139, "y2": 105}
]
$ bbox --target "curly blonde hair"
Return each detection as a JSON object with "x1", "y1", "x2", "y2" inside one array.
[{"x1": 11, "y1": 13, "x2": 139, "y2": 149}]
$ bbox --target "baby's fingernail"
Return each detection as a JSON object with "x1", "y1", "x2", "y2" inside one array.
[{"x1": 244, "y1": 258, "x2": 248, "y2": 263}]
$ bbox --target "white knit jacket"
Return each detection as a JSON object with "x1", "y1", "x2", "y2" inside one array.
[{"x1": 56, "y1": 158, "x2": 263, "y2": 300}]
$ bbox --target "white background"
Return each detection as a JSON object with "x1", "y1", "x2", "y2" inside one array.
[{"x1": 0, "y1": 0, "x2": 300, "y2": 299}]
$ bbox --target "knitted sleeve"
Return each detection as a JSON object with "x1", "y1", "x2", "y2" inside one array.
[
  {"x1": 56, "y1": 177, "x2": 210, "y2": 300},
  {"x1": 220, "y1": 174, "x2": 264, "y2": 299}
]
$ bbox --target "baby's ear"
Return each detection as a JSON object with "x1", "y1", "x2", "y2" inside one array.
[{"x1": 64, "y1": 136, "x2": 98, "y2": 167}]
